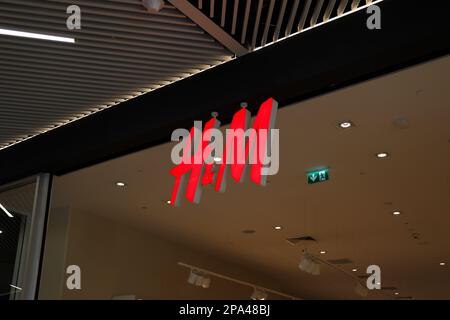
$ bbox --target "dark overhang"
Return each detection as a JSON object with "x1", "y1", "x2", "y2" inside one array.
[{"x1": 0, "y1": 0, "x2": 449, "y2": 184}]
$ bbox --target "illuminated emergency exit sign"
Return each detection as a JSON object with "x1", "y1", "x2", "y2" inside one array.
[{"x1": 307, "y1": 169, "x2": 329, "y2": 184}]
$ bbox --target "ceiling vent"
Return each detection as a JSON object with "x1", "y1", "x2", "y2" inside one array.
[
  {"x1": 327, "y1": 258, "x2": 353, "y2": 265},
  {"x1": 286, "y1": 236, "x2": 316, "y2": 246}
]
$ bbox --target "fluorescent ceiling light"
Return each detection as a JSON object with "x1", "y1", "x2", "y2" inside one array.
[
  {"x1": 0, "y1": 28, "x2": 75, "y2": 43},
  {"x1": 0, "y1": 203, "x2": 13, "y2": 218},
  {"x1": 10, "y1": 284, "x2": 22, "y2": 291}
]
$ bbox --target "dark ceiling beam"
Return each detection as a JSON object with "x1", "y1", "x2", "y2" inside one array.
[
  {"x1": 168, "y1": 0, "x2": 248, "y2": 56},
  {"x1": 0, "y1": 0, "x2": 448, "y2": 184}
]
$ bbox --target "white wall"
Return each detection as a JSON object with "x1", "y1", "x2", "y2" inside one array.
[{"x1": 40, "y1": 208, "x2": 287, "y2": 300}]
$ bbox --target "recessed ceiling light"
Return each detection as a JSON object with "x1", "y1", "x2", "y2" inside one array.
[
  {"x1": 392, "y1": 211, "x2": 401, "y2": 216},
  {"x1": 352, "y1": 268, "x2": 357, "y2": 272},
  {"x1": 0, "y1": 28, "x2": 75, "y2": 43},
  {"x1": 376, "y1": 152, "x2": 389, "y2": 159},
  {"x1": 339, "y1": 121, "x2": 353, "y2": 129},
  {"x1": 115, "y1": 182, "x2": 126, "y2": 187},
  {"x1": 394, "y1": 292, "x2": 399, "y2": 295},
  {"x1": 320, "y1": 250, "x2": 326, "y2": 254},
  {"x1": 0, "y1": 230, "x2": 3, "y2": 234},
  {"x1": 274, "y1": 226, "x2": 282, "y2": 230},
  {"x1": 440, "y1": 262, "x2": 446, "y2": 266}
]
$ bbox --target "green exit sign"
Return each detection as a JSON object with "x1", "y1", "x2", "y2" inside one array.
[{"x1": 307, "y1": 169, "x2": 329, "y2": 184}]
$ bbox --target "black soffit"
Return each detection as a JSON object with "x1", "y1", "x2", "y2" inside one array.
[{"x1": 0, "y1": 0, "x2": 449, "y2": 184}]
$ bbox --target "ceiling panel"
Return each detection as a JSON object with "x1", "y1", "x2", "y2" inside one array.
[
  {"x1": 187, "y1": 0, "x2": 373, "y2": 49},
  {"x1": 0, "y1": 0, "x2": 232, "y2": 149}
]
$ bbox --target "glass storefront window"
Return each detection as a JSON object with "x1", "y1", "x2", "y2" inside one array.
[{"x1": 0, "y1": 175, "x2": 52, "y2": 300}]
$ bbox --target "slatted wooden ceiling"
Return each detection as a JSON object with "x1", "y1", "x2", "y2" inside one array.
[
  {"x1": 0, "y1": 0, "x2": 377, "y2": 151},
  {"x1": 188, "y1": 0, "x2": 373, "y2": 49},
  {"x1": 0, "y1": 0, "x2": 232, "y2": 149}
]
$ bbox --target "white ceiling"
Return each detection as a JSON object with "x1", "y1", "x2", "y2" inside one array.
[
  {"x1": 0, "y1": 0, "x2": 232, "y2": 149},
  {"x1": 51, "y1": 55, "x2": 450, "y2": 299}
]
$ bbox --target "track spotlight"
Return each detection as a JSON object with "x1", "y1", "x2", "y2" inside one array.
[
  {"x1": 194, "y1": 274, "x2": 204, "y2": 287},
  {"x1": 200, "y1": 276, "x2": 211, "y2": 289},
  {"x1": 251, "y1": 288, "x2": 268, "y2": 300},
  {"x1": 298, "y1": 252, "x2": 321, "y2": 275},
  {"x1": 142, "y1": 0, "x2": 164, "y2": 13},
  {"x1": 187, "y1": 269, "x2": 199, "y2": 285},
  {"x1": 354, "y1": 282, "x2": 369, "y2": 297},
  {"x1": 179, "y1": 262, "x2": 298, "y2": 299},
  {"x1": 187, "y1": 269, "x2": 211, "y2": 289}
]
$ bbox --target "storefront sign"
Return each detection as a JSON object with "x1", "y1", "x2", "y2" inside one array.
[{"x1": 169, "y1": 98, "x2": 279, "y2": 206}]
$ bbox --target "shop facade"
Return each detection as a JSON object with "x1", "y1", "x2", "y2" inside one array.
[{"x1": 0, "y1": 0, "x2": 449, "y2": 300}]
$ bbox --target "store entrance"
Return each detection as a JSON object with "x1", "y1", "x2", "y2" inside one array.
[
  {"x1": 38, "y1": 56, "x2": 450, "y2": 300},
  {"x1": 0, "y1": 175, "x2": 52, "y2": 300}
]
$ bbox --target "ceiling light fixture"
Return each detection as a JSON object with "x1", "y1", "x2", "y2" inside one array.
[
  {"x1": 251, "y1": 288, "x2": 268, "y2": 300},
  {"x1": 0, "y1": 203, "x2": 13, "y2": 218},
  {"x1": 376, "y1": 152, "x2": 389, "y2": 159},
  {"x1": 9, "y1": 284, "x2": 22, "y2": 292},
  {"x1": 179, "y1": 262, "x2": 299, "y2": 300},
  {"x1": 274, "y1": 226, "x2": 282, "y2": 230},
  {"x1": 392, "y1": 211, "x2": 401, "y2": 216},
  {"x1": 0, "y1": 230, "x2": 3, "y2": 234},
  {"x1": 394, "y1": 292, "x2": 400, "y2": 295},
  {"x1": 0, "y1": 28, "x2": 75, "y2": 43},
  {"x1": 352, "y1": 268, "x2": 358, "y2": 272},
  {"x1": 115, "y1": 182, "x2": 126, "y2": 187},
  {"x1": 298, "y1": 252, "x2": 321, "y2": 275},
  {"x1": 142, "y1": 0, "x2": 164, "y2": 12},
  {"x1": 187, "y1": 269, "x2": 211, "y2": 289},
  {"x1": 320, "y1": 250, "x2": 326, "y2": 254},
  {"x1": 440, "y1": 262, "x2": 446, "y2": 266},
  {"x1": 339, "y1": 121, "x2": 353, "y2": 129}
]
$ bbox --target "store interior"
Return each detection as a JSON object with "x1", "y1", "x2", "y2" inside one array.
[{"x1": 38, "y1": 55, "x2": 450, "y2": 300}]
